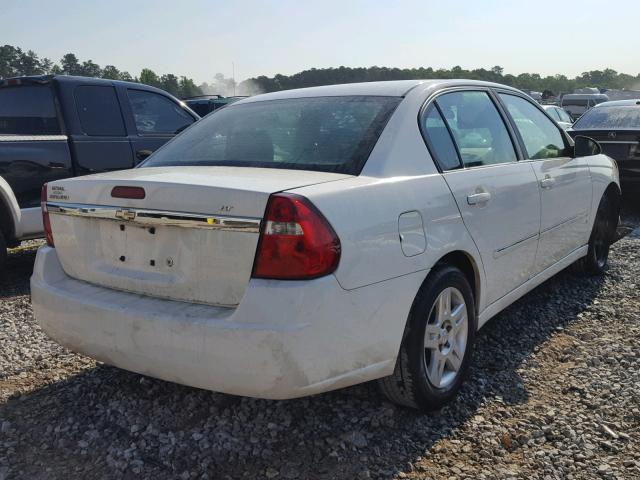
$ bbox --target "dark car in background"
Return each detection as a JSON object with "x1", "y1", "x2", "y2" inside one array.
[
  {"x1": 184, "y1": 95, "x2": 247, "y2": 116},
  {"x1": 568, "y1": 100, "x2": 640, "y2": 192},
  {"x1": 0, "y1": 75, "x2": 199, "y2": 267}
]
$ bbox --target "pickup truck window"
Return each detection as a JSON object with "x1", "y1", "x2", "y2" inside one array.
[
  {"x1": 75, "y1": 86, "x2": 126, "y2": 136},
  {"x1": 128, "y1": 89, "x2": 195, "y2": 135},
  {"x1": 0, "y1": 85, "x2": 61, "y2": 135}
]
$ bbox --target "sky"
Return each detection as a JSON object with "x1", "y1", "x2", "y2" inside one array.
[{"x1": 2, "y1": 0, "x2": 639, "y2": 84}]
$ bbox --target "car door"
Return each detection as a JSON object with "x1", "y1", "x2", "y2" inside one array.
[
  {"x1": 123, "y1": 88, "x2": 197, "y2": 164},
  {"x1": 498, "y1": 92, "x2": 592, "y2": 273},
  {"x1": 71, "y1": 85, "x2": 134, "y2": 175},
  {"x1": 422, "y1": 90, "x2": 541, "y2": 306}
]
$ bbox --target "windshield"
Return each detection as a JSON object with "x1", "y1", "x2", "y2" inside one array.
[
  {"x1": 573, "y1": 106, "x2": 640, "y2": 130},
  {"x1": 141, "y1": 96, "x2": 401, "y2": 175}
]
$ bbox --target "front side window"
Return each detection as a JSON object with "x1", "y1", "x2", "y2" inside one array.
[
  {"x1": 128, "y1": 90, "x2": 195, "y2": 135},
  {"x1": 421, "y1": 104, "x2": 461, "y2": 170},
  {"x1": 573, "y1": 106, "x2": 640, "y2": 130},
  {"x1": 435, "y1": 91, "x2": 517, "y2": 168},
  {"x1": 142, "y1": 96, "x2": 401, "y2": 175},
  {"x1": 557, "y1": 108, "x2": 573, "y2": 123},
  {"x1": 500, "y1": 94, "x2": 566, "y2": 160},
  {"x1": 0, "y1": 85, "x2": 61, "y2": 135},
  {"x1": 75, "y1": 85, "x2": 126, "y2": 136}
]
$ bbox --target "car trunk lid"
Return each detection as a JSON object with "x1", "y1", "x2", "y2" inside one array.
[{"x1": 45, "y1": 166, "x2": 350, "y2": 306}]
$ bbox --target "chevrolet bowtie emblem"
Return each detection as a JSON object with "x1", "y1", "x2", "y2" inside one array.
[{"x1": 115, "y1": 208, "x2": 136, "y2": 221}]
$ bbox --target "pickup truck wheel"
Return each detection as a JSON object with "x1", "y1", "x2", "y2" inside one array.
[
  {"x1": 572, "y1": 193, "x2": 618, "y2": 276},
  {"x1": 378, "y1": 266, "x2": 476, "y2": 411}
]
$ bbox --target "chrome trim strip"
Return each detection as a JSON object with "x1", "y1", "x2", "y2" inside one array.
[
  {"x1": 47, "y1": 202, "x2": 261, "y2": 233},
  {"x1": 493, "y1": 232, "x2": 539, "y2": 258},
  {"x1": 540, "y1": 212, "x2": 586, "y2": 236},
  {"x1": 599, "y1": 140, "x2": 638, "y2": 145},
  {"x1": 0, "y1": 135, "x2": 68, "y2": 142}
]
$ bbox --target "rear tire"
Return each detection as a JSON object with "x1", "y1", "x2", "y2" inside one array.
[
  {"x1": 378, "y1": 266, "x2": 477, "y2": 411},
  {"x1": 572, "y1": 192, "x2": 618, "y2": 276}
]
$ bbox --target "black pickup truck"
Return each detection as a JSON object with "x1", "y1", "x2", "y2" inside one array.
[{"x1": 0, "y1": 75, "x2": 199, "y2": 267}]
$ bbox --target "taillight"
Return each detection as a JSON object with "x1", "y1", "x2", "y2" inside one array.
[
  {"x1": 252, "y1": 193, "x2": 341, "y2": 280},
  {"x1": 41, "y1": 183, "x2": 54, "y2": 247}
]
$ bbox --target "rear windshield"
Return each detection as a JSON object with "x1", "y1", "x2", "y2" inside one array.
[
  {"x1": 141, "y1": 96, "x2": 401, "y2": 175},
  {"x1": 0, "y1": 85, "x2": 61, "y2": 135},
  {"x1": 573, "y1": 106, "x2": 640, "y2": 130}
]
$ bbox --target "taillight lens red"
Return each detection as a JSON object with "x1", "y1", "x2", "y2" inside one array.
[
  {"x1": 41, "y1": 183, "x2": 54, "y2": 247},
  {"x1": 252, "y1": 193, "x2": 341, "y2": 280}
]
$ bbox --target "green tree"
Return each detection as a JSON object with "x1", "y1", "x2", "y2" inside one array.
[
  {"x1": 160, "y1": 74, "x2": 180, "y2": 96},
  {"x1": 81, "y1": 59, "x2": 102, "y2": 77},
  {"x1": 101, "y1": 65, "x2": 121, "y2": 80},
  {"x1": 139, "y1": 68, "x2": 160, "y2": 87},
  {"x1": 178, "y1": 76, "x2": 201, "y2": 98},
  {"x1": 60, "y1": 53, "x2": 82, "y2": 75}
]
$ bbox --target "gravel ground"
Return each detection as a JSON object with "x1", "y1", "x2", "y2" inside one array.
[{"x1": 1, "y1": 209, "x2": 639, "y2": 480}]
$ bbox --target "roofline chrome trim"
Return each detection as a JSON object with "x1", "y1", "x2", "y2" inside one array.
[{"x1": 47, "y1": 202, "x2": 261, "y2": 233}]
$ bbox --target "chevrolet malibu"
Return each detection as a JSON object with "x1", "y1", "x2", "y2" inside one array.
[{"x1": 31, "y1": 80, "x2": 620, "y2": 411}]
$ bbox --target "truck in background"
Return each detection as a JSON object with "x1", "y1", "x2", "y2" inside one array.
[{"x1": 0, "y1": 75, "x2": 199, "y2": 268}]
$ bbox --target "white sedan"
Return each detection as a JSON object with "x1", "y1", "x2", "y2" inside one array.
[{"x1": 31, "y1": 80, "x2": 620, "y2": 411}]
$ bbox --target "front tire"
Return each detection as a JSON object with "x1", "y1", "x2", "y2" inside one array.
[
  {"x1": 572, "y1": 192, "x2": 618, "y2": 276},
  {"x1": 378, "y1": 266, "x2": 477, "y2": 411}
]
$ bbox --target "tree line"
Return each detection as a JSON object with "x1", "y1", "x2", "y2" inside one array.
[
  {"x1": 0, "y1": 44, "x2": 203, "y2": 98},
  {"x1": 3, "y1": 44, "x2": 640, "y2": 98},
  {"x1": 240, "y1": 65, "x2": 640, "y2": 97}
]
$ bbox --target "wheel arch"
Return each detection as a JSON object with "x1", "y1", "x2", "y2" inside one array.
[
  {"x1": 0, "y1": 177, "x2": 20, "y2": 243},
  {"x1": 433, "y1": 250, "x2": 482, "y2": 315}
]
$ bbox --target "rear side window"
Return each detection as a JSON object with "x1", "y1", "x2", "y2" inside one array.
[
  {"x1": 142, "y1": 96, "x2": 401, "y2": 175},
  {"x1": 75, "y1": 86, "x2": 126, "y2": 136},
  {"x1": 573, "y1": 106, "x2": 640, "y2": 130},
  {"x1": 547, "y1": 108, "x2": 561, "y2": 121},
  {"x1": 421, "y1": 104, "x2": 461, "y2": 170},
  {"x1": 435, "y1": 91, "x2": 517, "y2": 168},
  {"x1": 0, "y1": 85, "x2": 61, "y2": 135},
  {"x1": 128, "y1": 90, "x2": 195, "y2": 135},
  {"x1": 499, "y1": 94, "x2": 566, "y2": 159}
]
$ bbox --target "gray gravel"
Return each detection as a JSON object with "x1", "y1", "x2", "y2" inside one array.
[{"x1": 1, "y1": 211, "x2": 639, "y2": 480}]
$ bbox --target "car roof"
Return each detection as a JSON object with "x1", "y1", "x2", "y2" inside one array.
[
  {"x1": 593, "y1": 99, "x2": 640, "y2": 108},
  {"x1": 233, "y1": 79, "x2": 523, "y2": 104},
  {"x1": 0, "y1": 74, "x2": 177, "y2": 97}
]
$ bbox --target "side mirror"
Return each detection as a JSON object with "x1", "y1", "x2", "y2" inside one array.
[{"x1": 574, "y1": 135, "x2": 601, "y2": 157}]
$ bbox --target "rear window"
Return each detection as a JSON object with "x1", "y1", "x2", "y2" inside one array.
[
  {"x1": 573, "y1": 106, "x2": 640, "y2": 130},
  {"x1": 0, "y1": 85, "x2": 61, "y2": 135},
  {"x1": 141, "y1": 96, "x2": 401, "y2": 175}
]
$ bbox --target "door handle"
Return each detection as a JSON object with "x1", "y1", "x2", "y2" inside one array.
[
  {"x1": 136, "y1": 149, "x2": 153, "y2": 161},
  {"x1": 540, "y1": 175, "x2": 555, "y2": 189},
  {"x1": 467, "y1": 192, "x2": 492, "y2": 205}
]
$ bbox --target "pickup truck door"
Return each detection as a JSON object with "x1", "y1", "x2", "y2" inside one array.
[
  {"x1": 119, "y1": 88, "x2": 197, "y2": 165},
  {"x1": 497, "y1": 93, "x2": 592, "y2": 273},
  {"x1": 423, "y1": 90, "x2": 541, "y2": 306},
  {"x1": 69, "y1": 85, "x2": 134, "y2": 174},
  {"x1": 0, "y1": 83, "x2": 73, "y2": 208}
]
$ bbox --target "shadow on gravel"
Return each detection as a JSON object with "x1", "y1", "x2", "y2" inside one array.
[
  {"x1": 0, "y1": 246, "x2": 39, "y2": 298},
  {"x1": 2, "y1": 265, "x2": 608, "y2": 479}
]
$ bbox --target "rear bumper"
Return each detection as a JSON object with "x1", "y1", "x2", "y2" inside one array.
[{"x1": 31, "y1": 247, "x2": 424, "y2": 399}]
